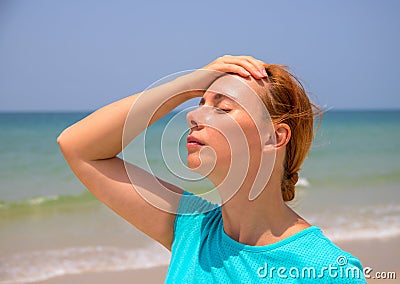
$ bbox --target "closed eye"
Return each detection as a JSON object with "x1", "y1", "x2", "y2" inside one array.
[{"x1": 215, "y1": 107, "x2": 231, "y2": 113}]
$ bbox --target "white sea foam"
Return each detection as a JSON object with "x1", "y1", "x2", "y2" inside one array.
[
  {"x1": 296, "y1": 177, "x2": 309, "y2": 187},
  {"x1": 306, "y1": 204, "x2": 400, "y2": 242},
  {"x1": 0, "y1": 244, "x2": 170, "y2": 284},
  {"x1": 1, "y1": 204, "x2": 399, "y2": 283},
  {"x1": 326, "y1": 226, "x2": 400, "y2": 242},
  {"x1": 26, "y1": 196, "x2": 59, "y2": 205}
]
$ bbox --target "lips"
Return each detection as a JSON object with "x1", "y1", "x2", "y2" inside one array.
[{"x1": 186, "y1": 135, "x2": 205, "y2": 147}]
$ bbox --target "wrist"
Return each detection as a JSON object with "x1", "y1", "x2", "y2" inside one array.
[{"x1": 180, "y1": 68, "x2": 224, "y2": 94}]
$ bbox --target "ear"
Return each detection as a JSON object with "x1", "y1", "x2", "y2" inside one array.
[
  {"x1": 274, "y1": 123, "x2": 291, "y2": 150},
  {"x1": 262, "y1": 123, "x2": 291, "y2": 152}
]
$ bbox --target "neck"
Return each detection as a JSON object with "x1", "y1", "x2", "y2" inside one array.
[{"x1": 218, "y1": 174, "x2": 309, "y2": 246}]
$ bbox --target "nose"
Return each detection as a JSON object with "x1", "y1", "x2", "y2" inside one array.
[
  {"x1": 186, "y1": 108, "x2": 202, "y2": 130},
  {"x1": 190, "y1": 119, "x2": 198, "y2": 127}
]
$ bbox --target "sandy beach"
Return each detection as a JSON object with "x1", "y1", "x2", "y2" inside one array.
[
  {"x1": 339, "y1": 238, "x2": 399, "y2": 283},
  {"x1": 35, "y1": 266, "x2": 168, "y2": 284},
  {"x1": 32, "y1": 237, "x2": 399, "y2": 284}
]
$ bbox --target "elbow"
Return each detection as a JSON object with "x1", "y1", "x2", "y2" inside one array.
[
  {"x1": 57, "y1": 128, "x2": 69, "y2": 150},
  {"x1": 57, "y1": 128, "x2": 75, "y2": 160},
  {"x1": 56, "y1": 132, "x2": 64, "y2": 146},
  {"x1": 57, "y1": 128, "x2": 91, "y2": 163}
]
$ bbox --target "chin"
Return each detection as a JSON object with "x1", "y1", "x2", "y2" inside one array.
[
  {"x1": 187, "y1": 156, "x2": 216, "y2": 176},
  {"x1": 187, "y1": 161, "x2": 200, "y2": 170},
  {"x1": 187, "y1": 153, "x2": 200, "y2": 169}
]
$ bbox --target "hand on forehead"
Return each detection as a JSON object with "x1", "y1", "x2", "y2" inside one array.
[{"x1": 205, "y1": 74, "x2": 270, "y2": 122}]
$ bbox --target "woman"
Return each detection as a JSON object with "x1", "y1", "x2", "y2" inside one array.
[{"x1": 57, "y1": 55, "x2": 366, "y2": 283}]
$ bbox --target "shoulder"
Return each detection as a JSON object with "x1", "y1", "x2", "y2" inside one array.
[
  {"x1": 292, "y1": 226, "x2": 362, "y2": 264},
  {"x1": 176, "y1": 191, "x2": 219, "y2": 215},
  {"x1": 289, "y1": 226, "x2": 366, "y2": 282},
  {"x1": 173, "y1": 191, "x2": 220, "y2": 239}
]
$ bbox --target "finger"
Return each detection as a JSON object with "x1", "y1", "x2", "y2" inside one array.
[
  {"x1": 220, "y1": 55, "x2": 262, "y2": 78},
  {"x1": 220, "y1": 56, "x2": 264, "y2": 79},
  {"x1": 213, "y1": 63, "x2": 251, "y2": 77},
  {"x1": 241, "y1": 56, "x2": 268, "y2": 77},
  {"x1": 254, "y1": 59, "x2": 268, "y2": 77}
]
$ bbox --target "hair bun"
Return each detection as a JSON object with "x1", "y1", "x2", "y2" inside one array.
[
  {"x1": 282, "y1": 172, "x2": 298, "y2": 202},
  {"x1": 289, "y1": 172, "x2": 299, "y2": 186}
]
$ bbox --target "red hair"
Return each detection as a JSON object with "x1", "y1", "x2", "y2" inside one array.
[{"x1": 259, "y1": 64, "x2": 321, "y2": 201}]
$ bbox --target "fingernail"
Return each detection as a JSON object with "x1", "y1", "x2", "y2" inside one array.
[
  {"x1": 262, "y1": 69, "x2": 268, "y2": 76},
  {"x1": 256, "y1": 71, "x2": 263, "y2": 77}
]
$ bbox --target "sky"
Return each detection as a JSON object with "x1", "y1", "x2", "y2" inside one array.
[{"x1": 1, "y1": 0, "x2": 399, "y2": 111}]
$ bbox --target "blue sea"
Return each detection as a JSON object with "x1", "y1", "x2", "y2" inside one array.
[{"x1": 1, "y1": 110, "x2": 399, "y2": 283}]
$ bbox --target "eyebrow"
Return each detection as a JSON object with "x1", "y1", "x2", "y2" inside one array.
[{"x1": 199, "y1": 93, "x2": 228, "y2": 106}]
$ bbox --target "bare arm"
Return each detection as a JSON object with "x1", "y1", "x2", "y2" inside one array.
[
  {"x1": 57, "y1": 74, "x2": 200, "y2": 250},
  {"x1": 57, "y1": 55, "x2": 267, "y2": 250}
]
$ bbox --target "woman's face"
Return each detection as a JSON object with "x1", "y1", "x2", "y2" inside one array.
[{"x1": 186, "y1": 75, "x2": 273, "y2": 183}]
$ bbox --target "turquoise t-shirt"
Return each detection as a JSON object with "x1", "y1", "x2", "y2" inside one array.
[{"x1": 165, "y1": 192, "x2": 366, "y2": 283}]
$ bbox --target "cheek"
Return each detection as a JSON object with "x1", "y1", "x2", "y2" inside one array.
[
  {"x1": 187, "y1": 112, "x2": 254, "y2": 171},
  {"x1": 209, "y1": 129, "x2": 231, "y2": 160},
  {"x1": 238, "y1": 111, "x2": 266, "y2": 146},
  {"x1": 244, "y1": 123, "x2": 263, "y2": 151},
  {"x1": 211, "y1": 122, "x2": 254, "y2": 172}
]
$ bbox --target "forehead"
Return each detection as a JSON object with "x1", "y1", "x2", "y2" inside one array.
[{"x1": 203, "y1": 75, "x2": 267, "y2": 111}]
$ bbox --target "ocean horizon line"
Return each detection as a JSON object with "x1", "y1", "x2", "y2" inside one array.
[{"x1": 0, "y1": 108, "x2": 400, "y2": 114}]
